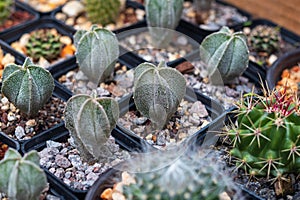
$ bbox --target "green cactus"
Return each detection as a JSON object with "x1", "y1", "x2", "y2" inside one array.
[
  {"x1": 64, "y1": 91, "x2": 119, "y2": 163},
  {"x1": 248, "y1": 25, "x2": 281, "y2": 55},
  {"x1": 0, "y1": 0, "x2": 13, "y2": 24},
  {"x1": 74, "y1": 25, "x2": 119, "y2": 85},
  {"x1": 84, "y1": 0, "x2": 121, "y2": 26},
  {"x1": 133, "y1": 61, "x2": 186, "y2": 130},
  {"x1": 25, "y1": 29, "x2": 63, "y2": 62},
  {"x1": 1, "y1": 57, "x2": 54, "y2": 117},
  {"x1": 0, "y1": 148, "x2": 47, "y2": 200},
  {"x1": 200, "y1": 26, "x2": 249, "y2": 84},
  {"x1": 145, "y1": 0, "x2": 184, "y2": 48},
  {"x1": 227, "y1": 87, "x2": 300, "y2": 178}
]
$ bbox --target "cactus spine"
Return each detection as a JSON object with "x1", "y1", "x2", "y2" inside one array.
[
  {"x1": 200, "y1": 26, "x2": 249, "y2": 84},
  {"x1": 0, "y1": 148, "x2": 47, "y2": 200},
  {"x1": 227, "y1": 87, "x2": 300, "y2": 178},
  {"x1": 133, "y1": 61, "x2": 186, "y2": 130},
  {"x1": 64, "y1": 91, "x2": 119, "y2": 163},
  {"x1": 0, "y1": 0, "x2": 13, "y2": 24},
  {"x1": 1, "y1": 57, "x2": 54, "y2": 117},
  {"x1": 74, "y1": 25, "x2": 119, "y2": 84},
  {"x1": 84, "y1": 0, "x2": 121, "y2": 26},
  {"x1": 145, "y1": 0, "x2": 184, "y2": 48}
]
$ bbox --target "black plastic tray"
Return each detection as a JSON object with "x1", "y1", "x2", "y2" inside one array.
[
  {"x1": 0, "y1": 17, "x2": 76, "y2": 74},
  {"x1": 0, "y1": 131, "x2": 20, "y2": 152}
]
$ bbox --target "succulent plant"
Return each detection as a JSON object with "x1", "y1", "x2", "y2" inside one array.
[
  {"x1": 84, "y1": 0, "x2": 121, "y2": 26},
  {"x1": 0, "y1": 148, "x2": 47, "y2": 200},
  {"x1": 133, "y1": 61, "x2": 186, "y2": 130},
  {"x1": 248, "y1": 25, "x2": 281, "y2": 55},
  {"x1": 64, "y1": 91, "x2": 119, "y2": 163},
  {"x1": 1, "y1": 57, "x2": 54, "y2": 117},
  {"x1": 200, "y1": 26, "x2": 249, "y2": 84},
  {"x1": 227, "y1": 86, "x2": 300, "y2": 178},
  {"x1": 25, "y1": 29, "x2": 63, "y2": 62},
  {"x1": 74, "y1": 25, "x2": 119, "y2": 85},
  {"x1": 0, "y1": 0, "x2": 13, "y2": 24},
  {"x1": 145, "y1": 0, "x2": 184, "y2": 48}
]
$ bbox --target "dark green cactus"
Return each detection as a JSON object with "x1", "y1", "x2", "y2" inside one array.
[
  {"x1": 25, "y1": 29, "x2": 63, "y2": 62},
  {"x1": 133, "y1": 61, "x2": 186, "y2": 130},
  {"x1": 1, "y1": 57, "x2": 54, "y2": 117},
  {"x1": 145, "y1": 0, "x2": 184, "y2": 48},
  {"x1": 84, "y1": 0, "x2": 121, "y2": 26},
  {"x1": 0, "y1": 148, "x2": 47, "y2": 200},
  {"x1": 248, "y1": 25, "x2": 281, "y2": 55},
  {"x1": 200, "y1": 26, "x2": 249, "y2": 84},
  {"x1": 64, "y1": 91, "x2": 119, "y2": 163},
  {"x1": 227, "y1": 87, "x2": 300, "y2": 178},
  {"x1": 74, "y1": 25, "x2": 119, "y2": 84},
  {"x1": 0, "y1": 0, "x2": 13, "y2": 24}
]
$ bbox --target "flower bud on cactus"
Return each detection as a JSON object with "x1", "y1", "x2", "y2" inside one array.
[
  {"x1": 84, "y1": 0, "x2": 121, "y2": 26},
  {"x1": 133, "y1": 61, "x2": 186, "y2": 130},
  {"x1": 64, "y1": 91, "x2": 119, "y2": 163},
  {"x1": 200, "y1": 26, "x2": 249, "y2": 84},
  {"x1": 1, "y1": 57, "x2": 54, "y2": 117},
  {"x1": 0, "y1": 148, "x2": 47, "y2": 200},
  {"x1": 0, "y1": 0, "x2": 13, "y2": 24},
  {"x1": 145, "y1": 0, "x2": 184, "y2": 48},
  {"x1": 74, "y1": 25, "x2": 119, "y2": 85},
  {"x1": 227, "y1": 87, "x2": 300, "y2": 178}
]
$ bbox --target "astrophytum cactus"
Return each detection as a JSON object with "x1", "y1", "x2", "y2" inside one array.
[
  {"x1": 145, "y1": 0, "x2": 184, "y2": 48},
  {"x1": 0, "y1": 148, "x2": 47, "y2": 200},
  {"x1": 1, "y1": 57, "x2": 54, "y2": 117},
  {"x1": 74, "y1": 25, "x2": 119, "y2": 84},
  {"x1": 133, "y1": 61, "x2": 186, "y2": 130},
  {"x1": 200, "y1": 26, "x2": 249, "y2": 84},
  {"x1": 64, "y1": 91, "x2": 119, "y2": 163}
]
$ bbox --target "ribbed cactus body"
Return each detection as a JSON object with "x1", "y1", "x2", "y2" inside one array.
[
  {"x1": 133, "y1": 61, "x2": 186, "y2": 130},
  {"x1": 0, "y1": 148, "x2": 47, "y2": 200},
  {"x1": 229, "y1": 90, "x2": 300, "y2": 177},
  {"x1": 145, "y1": 0, "x2": 184, "y2": 48},
  {"x1": 64, "y1": 93, "x2": 119, "y2": 163},
  {"x1": 84, "y1": 0, "x2": 121, "y2": 26},
  {"x1": 200, "y1": 26, "x2": 249, "y2": 84},
  {"x1": 1, "y1": 57, "x2": 54, "y2": 117},
  {"x1": 0, "y1": 0, "x2": 13, "y2": 24},
  {"x1": 25, "y1": 29, "x2": 63, "y2": 62},
  {"x1": 74, "y1": 26, "x2": 119, "y2": 84}
]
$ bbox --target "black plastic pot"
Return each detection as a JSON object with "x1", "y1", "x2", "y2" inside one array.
[
  {"x1": 0, "y1": 131, "x2": 20, "y2": 152},
  {"x1": 0, "y1": 17, "x2": 76, "y2": 74}
]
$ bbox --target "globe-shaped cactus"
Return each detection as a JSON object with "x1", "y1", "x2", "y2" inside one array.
[
  {"x1": 1, "y1": 57, "x2": 54, "y2": 117},
  {"x1": 200, "y1": 26, "x2": 249, "y2": 84}
]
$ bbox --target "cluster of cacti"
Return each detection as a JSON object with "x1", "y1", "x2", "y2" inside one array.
[
  {"x1": 64, "y1": 91, "x2": 119, "y2": 163},
  {"x1": 145, "y1": 0, "x2": 184, "y2": 48},
  {"x1": 74, "y1": 25, "x2": 119, "y2": 85},
  {"x1": 227, "y1": 87, "x2": 300, "y2": 178},
  {"x1": 133, "y1": 61, "x2": 186, "y2": 130},
  {"x1": 248, "y1": 25, "x2": 281, "y2": 55},
  {"x1": 84, "y1": 0, "x2": 121, "y2": 26},
  {"x1": 1, "y1": 57, "x2": 54, "y2": 117},
  {"x1": 25, "y1": 29, "x2": 63, "y2": 62},
  {"x1": 200, "y1": 26, "x2": 249, "y2": 84},
  {"x1": 0, "y1": 0, "x2": 13, "y2": 24},
  {"x1": 0, "y1": 148, "x2": 47, "y2": 200}
]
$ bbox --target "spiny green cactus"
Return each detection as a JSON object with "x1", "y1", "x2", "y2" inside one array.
[
  {"x1": 25, "y1": 29, "x2": 63, "y2": 62},
  {"x1": 200, "y1": 26, "x2": 249, "y2": 84},
  {"x1": 227, "y1": 87, "x2": 300, "y2": 178},
  {"x1": 0, "y1": 148, "x2": 47, "y2": 200},
  {"x1": 0, "y1": 0, "x2": 13, "y2": 24},
  {"x1": 84, "y1": 0, "x2": 121, "y2": 26},
  {"x1": 248, "y1": 25, "x2": 281, "y2": 55},
  {"x1": 74, "y1": 25, "x2": 119, "y2": 85},
  {"x1": 133, "y1": 61, "x2": 186, "y2": 130},
  {"x1": 1, "y1": 57, "x2": 54, "y2": 117},
  {"x1": 64, "y1": 91, "x2": 119, "y2": 163},
  {"x1": 145, "y1": 0, "x2": 184, "y2": 48}
]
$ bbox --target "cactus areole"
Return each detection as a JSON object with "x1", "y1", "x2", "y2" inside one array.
[
  {"x1": 1, "y1": 57, "x2": 54, "y2": 117},
  {"x1": 200, "y1": 26, "x2": 249, "y2": 84}
]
